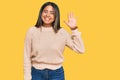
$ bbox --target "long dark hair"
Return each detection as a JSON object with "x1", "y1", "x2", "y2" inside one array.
[{"x1": 35, "y1": 2, "x2": 61, "y2": 33}]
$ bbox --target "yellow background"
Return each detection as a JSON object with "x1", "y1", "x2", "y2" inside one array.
[{"x1": 0, "y1": 0, "x2": 120, "y2": 80}]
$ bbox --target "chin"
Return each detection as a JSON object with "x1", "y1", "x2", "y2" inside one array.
[{"x1": 43, "y1": 21, "x2": 54, "y2": 25}]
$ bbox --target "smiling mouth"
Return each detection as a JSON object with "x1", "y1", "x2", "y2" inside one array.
[{"x1": 44, "y1": 17, "x2": 51, "y2": 21}]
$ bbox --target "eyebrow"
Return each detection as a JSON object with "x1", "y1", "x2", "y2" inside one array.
[
  {"x1": 50, "y1": 10, "x2": 54, "y2": 12},
  {"x1": 43, "y1": 10, "x2": 55, "y2": 12}
]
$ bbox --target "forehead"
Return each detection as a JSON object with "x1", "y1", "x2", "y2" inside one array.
[{"x1": 43, "y1": 5, "x2": 54, "y2": 11}]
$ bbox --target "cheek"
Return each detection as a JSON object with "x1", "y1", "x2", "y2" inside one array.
[
  {"x1": 51, "y1": 15, "x2": 55, "y2": 20},
  {"x1": 42, "y1": 13, "x2": 45, "y2": 17},
  {"x1": 41, "y1": 13, "x2": 45, "y2": 20}
]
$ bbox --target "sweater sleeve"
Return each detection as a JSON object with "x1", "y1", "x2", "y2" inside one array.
[
  {"x1": 65, "y1": 29, "x2": 85, "y2": 53},
  {"x1": 24, "y1": 28, "x2": 33, "y2": 80}
]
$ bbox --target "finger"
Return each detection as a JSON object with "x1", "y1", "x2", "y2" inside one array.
[
  {"x1": 68, "y1": 12, "x2": 71, "y2": 18},
  {"x1": 64, "y1": 20, "x2": 69, "y2": 26},
  {"x1": 68, "y1": 13, "x2": 70, "y2": 20},
  {"x1": 72, "y1": 14, "x2": 75, "y2": 18}
]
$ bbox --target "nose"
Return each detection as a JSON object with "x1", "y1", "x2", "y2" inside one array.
[{"x1": 46, "y1": 12, "x2": 50, "y2": 17}]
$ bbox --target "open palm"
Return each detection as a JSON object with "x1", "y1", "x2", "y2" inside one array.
[{"x1": 64, "y1": 13, "x2": 77, "y2": 29}]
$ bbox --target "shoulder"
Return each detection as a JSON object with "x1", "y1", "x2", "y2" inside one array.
[
  {"x1": 57, "y1": 27, "x2": 70, "y2": 38},
  {"x1": 58, "y1": 27, "x2": 69, "y2": 34},
  {"x1": 27, "y1": 26, "x2": 37, "y2": 32},
  {"x1": 59, "y1": 27, "x2": 70, "y2": 36},
  {"x1": 26, "y1": 26, "x2": 37, "y2": 36},
  {"x1": 27, "y1": 26, "x2": 37, "y2": 33}
]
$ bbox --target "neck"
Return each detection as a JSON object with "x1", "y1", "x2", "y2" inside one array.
[{"x1": 43, "y1": 24, "x2": 52, "y2": 28}]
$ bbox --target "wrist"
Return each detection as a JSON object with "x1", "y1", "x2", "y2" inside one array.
[{"x1": 71, "y1": 26, "x2": 78, "y2": 30}]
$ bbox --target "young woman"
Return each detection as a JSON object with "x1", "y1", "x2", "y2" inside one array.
[{"x1": 24, "y1": 2, "x2": 85, "y2": 80}]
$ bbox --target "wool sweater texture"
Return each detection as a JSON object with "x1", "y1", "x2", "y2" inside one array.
[{"x1": 24, "y1": 26, "x2": 85, "y2": 80}]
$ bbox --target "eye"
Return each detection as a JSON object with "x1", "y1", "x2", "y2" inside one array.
[
  {"x1": 50, "y1": 11, "x2": 55, "y2": 14},
  {"x1": 43, "y1": 10, "x2": 48, "y2": 13}
]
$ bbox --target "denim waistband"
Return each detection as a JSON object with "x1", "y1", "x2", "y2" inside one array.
[{"x1": 31, "y1": 66, "x2": 65, "y2": 80}]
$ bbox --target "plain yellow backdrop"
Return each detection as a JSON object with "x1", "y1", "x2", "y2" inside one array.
[{"x1": 0, "y1": 0, "x2": 120, "y2": 80}]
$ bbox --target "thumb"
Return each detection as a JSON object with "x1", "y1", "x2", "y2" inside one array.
[{"x1": 64, "y1": 20, "x2": 69, "y2": 26}]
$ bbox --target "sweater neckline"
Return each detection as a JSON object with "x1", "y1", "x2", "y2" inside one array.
[{"x1": 41, "y1": 26, "x2": 54, "y2": 31}]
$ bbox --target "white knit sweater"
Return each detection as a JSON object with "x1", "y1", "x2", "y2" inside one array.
[{"x1": 24, "y1": 26, "x2": 85, "y2": 80}]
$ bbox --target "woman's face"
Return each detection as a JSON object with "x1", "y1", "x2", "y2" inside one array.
[{"x1": 42, "y1": 5, "x2": 55, "y2": 27}]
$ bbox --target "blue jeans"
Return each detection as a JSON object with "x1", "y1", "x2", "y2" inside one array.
[{"x1": 31, "y1": 66, "x2": 65, "y2": 80}]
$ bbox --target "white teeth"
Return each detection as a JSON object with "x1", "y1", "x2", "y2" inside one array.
[
  {"x1": 46, "y1": 18, "x2": 49, "y2": 20},
  {"x1": 45, "y1": 18, "x2": 50, "y2": 21}
]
